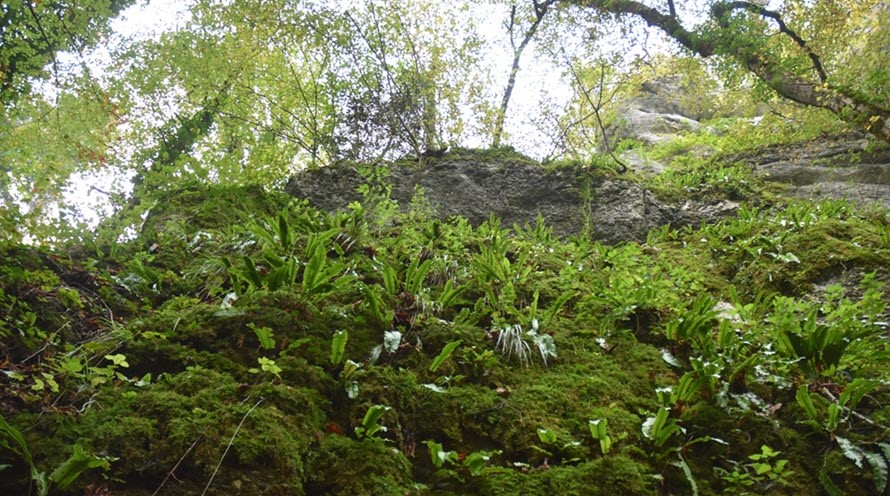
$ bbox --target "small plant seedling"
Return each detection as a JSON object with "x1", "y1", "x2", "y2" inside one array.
[
  {"x1": 355, "y1": 404, "x2": 391, "y2": 441},
  {"x1": 588, "y1": 419, "x2": 612, "y2": 454}
]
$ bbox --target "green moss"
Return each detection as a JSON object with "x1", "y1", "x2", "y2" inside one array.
[
  {"x1": 140, "y1": 184, "x2": 287, "y2": 240},
  {"x1": 70, "y1": 367, "x2": 325, "y2": 493},
  {"x1": 733, "y1": 217, "x2": 890, "y2": 295},
  {"x1": 417, "y1": 385, "x2": 502, "y2": 445},
  {"x1": 475, "y1": 455, "x2": 654, "y2": 495},
  {"x1": 305, "y1": 436, "x2": 415, "y2": 495}
]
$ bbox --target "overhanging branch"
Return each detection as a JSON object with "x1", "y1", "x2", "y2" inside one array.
[
  {"x1": 712, "y1": 1, "x2": 827, "y2": 83},
  {"x1": 567, "y1": 0, "x2": 890, "y2": 143}
]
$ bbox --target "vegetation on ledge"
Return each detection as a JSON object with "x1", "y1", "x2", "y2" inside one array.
[{"x1": 2, "y1": 180, "x2": 887, "y2": 495}]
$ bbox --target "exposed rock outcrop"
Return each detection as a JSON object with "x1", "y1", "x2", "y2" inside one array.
[
  {"x1": 286, "y1": 82, "x2": 888, "y2": 244},
  {"x1": 604, "y1": 77, "x2": 890, "y2": 206},
  {"x1": 285, "y1": 149, "x2": 733, "y2": 244},
  {"x1": 735, "y1": 135, "x2": 890, "y2": 207},
  {"x1": 600, "y1": 76, "x2": 703, "y2": 151}
]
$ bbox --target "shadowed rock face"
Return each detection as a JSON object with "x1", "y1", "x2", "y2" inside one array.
[
  {"x1": 285, "y1": 150, "x2": 735, "y2": 244},
  {"x1": 284, "y1": 139, "x2": 887, "y2": 245}
]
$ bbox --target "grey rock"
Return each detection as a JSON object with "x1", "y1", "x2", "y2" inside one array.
[
  {"x1": 634, "y1": 76, "x2": 712, "y2": 121},
  {"x1": 673, "y1": 200, "x2": 741, "y2": 227},
  {"x1": 619, "y1": 149, "x2": 666, "y2": 175},
  {"x1": 587, "y1": 180, "x2": 674, "y2": 244},
  {"x1": 738, "y1": 135, "x2": 890, "y2": 207},
  {"x1": 603, "y1": 107, "x2": 700, "y2": 150},
  {"x1": 600, "y1": 76, "x2": 705, "y2": 152},
  {"x1": 285, "y1": 150, "x2": 736, "y2": 244}
]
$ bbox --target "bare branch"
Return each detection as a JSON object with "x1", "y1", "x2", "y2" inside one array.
[
  {"x1": 565, "y1": 61, "x2": 628, "y2": 173},
  {"x1": 492, "y1": 0, "x2": 557, "y2": 147}
]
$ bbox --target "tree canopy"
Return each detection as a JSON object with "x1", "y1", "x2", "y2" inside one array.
[{"x1": 1, "y1": 0, "x2": 888, "y2": 243}]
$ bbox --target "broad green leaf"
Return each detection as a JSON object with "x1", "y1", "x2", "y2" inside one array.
[
  {"x1": 429, "y1": 340, "x2": 461, "y2": 372},
  {"x1": 357, "y1": 404, "x2": 391, "y2": 439},
  {"x1": 330, "y1": 330, "x2": 348, "y2": 365},
  {"x1": 536, "y1": 427, "x2": 557, "y2": 445},
  {"x1": 49, "y1": 444, "x2": 110, "y2": 489},
  {"x1": 589, "y1": 419, "x2": 611, "y2": 454},
  {"x1": 795, "y1": 387, "x2": 818, "y2": 421},
  {"x1": 278, "y1": 212, "x2": 291, "y2": 249}
]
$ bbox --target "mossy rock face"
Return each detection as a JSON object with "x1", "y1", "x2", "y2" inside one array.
[
  {"x1": 69, "y1": 368, "x2": 326, "y2": 493},
  {"x1": 731, "y1": 217, "x2": 890, "y2": 294},
  {"x1": 474, "y1": 455, "x2": 655, "y2": 495},
  {"x1": 141, "y1": 184, "x2": 288, "y2": 240},
  {"x1": 2, "y1": 181, "x2": 888, "y2": 496},
  {"x1": 0, "y1": 245, "x2": 133, "y2": 361},
  {"x1": 304, "y1": 435, "x2": 415, "y2": 496}
]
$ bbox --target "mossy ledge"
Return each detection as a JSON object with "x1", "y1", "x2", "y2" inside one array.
[{"x1": 1, "y1": 181, "x2": 887, "y2": 495}]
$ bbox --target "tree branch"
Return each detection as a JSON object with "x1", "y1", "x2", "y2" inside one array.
[
  {"x1": 565, "y1": 0, "x2": 890, "y2": 143},
  {"x1": 712, "y1": 1, "x2": 826, "y2": 83},
  {"x1": 492, "y1": 0, "x2": 557, "y2": 147},
  {"x1": 565, "y1": 61, "x2": 627, "y2": 173}
]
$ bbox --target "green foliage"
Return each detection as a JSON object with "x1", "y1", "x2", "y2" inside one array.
[
  {"x1": 663, "y1": 293, "x2": 719, "y2": 353},
  {"x1": 642, "y1": 407, "x2": 682, "y2": 449},
  {"x1": 718, "y1": 445, "x2": 794, "y2": 493},
  {"x1": 330, "y1": 330, "x2": 348, "y2": 366},
  {"x1": 425, "y1": 439, "x2": 500, "y2": 482},
  {"x1": 248, "y1": 323, "x2": 276, "y2": 350},
  {"x1": 768, "y1": 280, "x2": 886, "y2": 381},
  {"x1": 355, "y1": 404, "x2": 391, "y2": 441},
  {"x1": 222, "y1": 211, "x2": 357, "y2": 301},
  {"x1": 0, "y1": 0, "x2": 133, "y2": 104},
  {"x1": 429, "y1": 340, "x2": 462, "y2": 373},
  {"x1": 0, "y1": 415, "x2": 110, "y2": 496},
  {"x1": 588, "y1": 419, "x2": 611, "y2": 454},
  {"x1": 252, "y1": 356, "x2": 283, "y2": 379},
  {"x1": 48, "y1": 445, "x2": 113, "y2": 491},
  {"x1": 1, "y1": 181, "x2": 887, "y2": 495}
]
